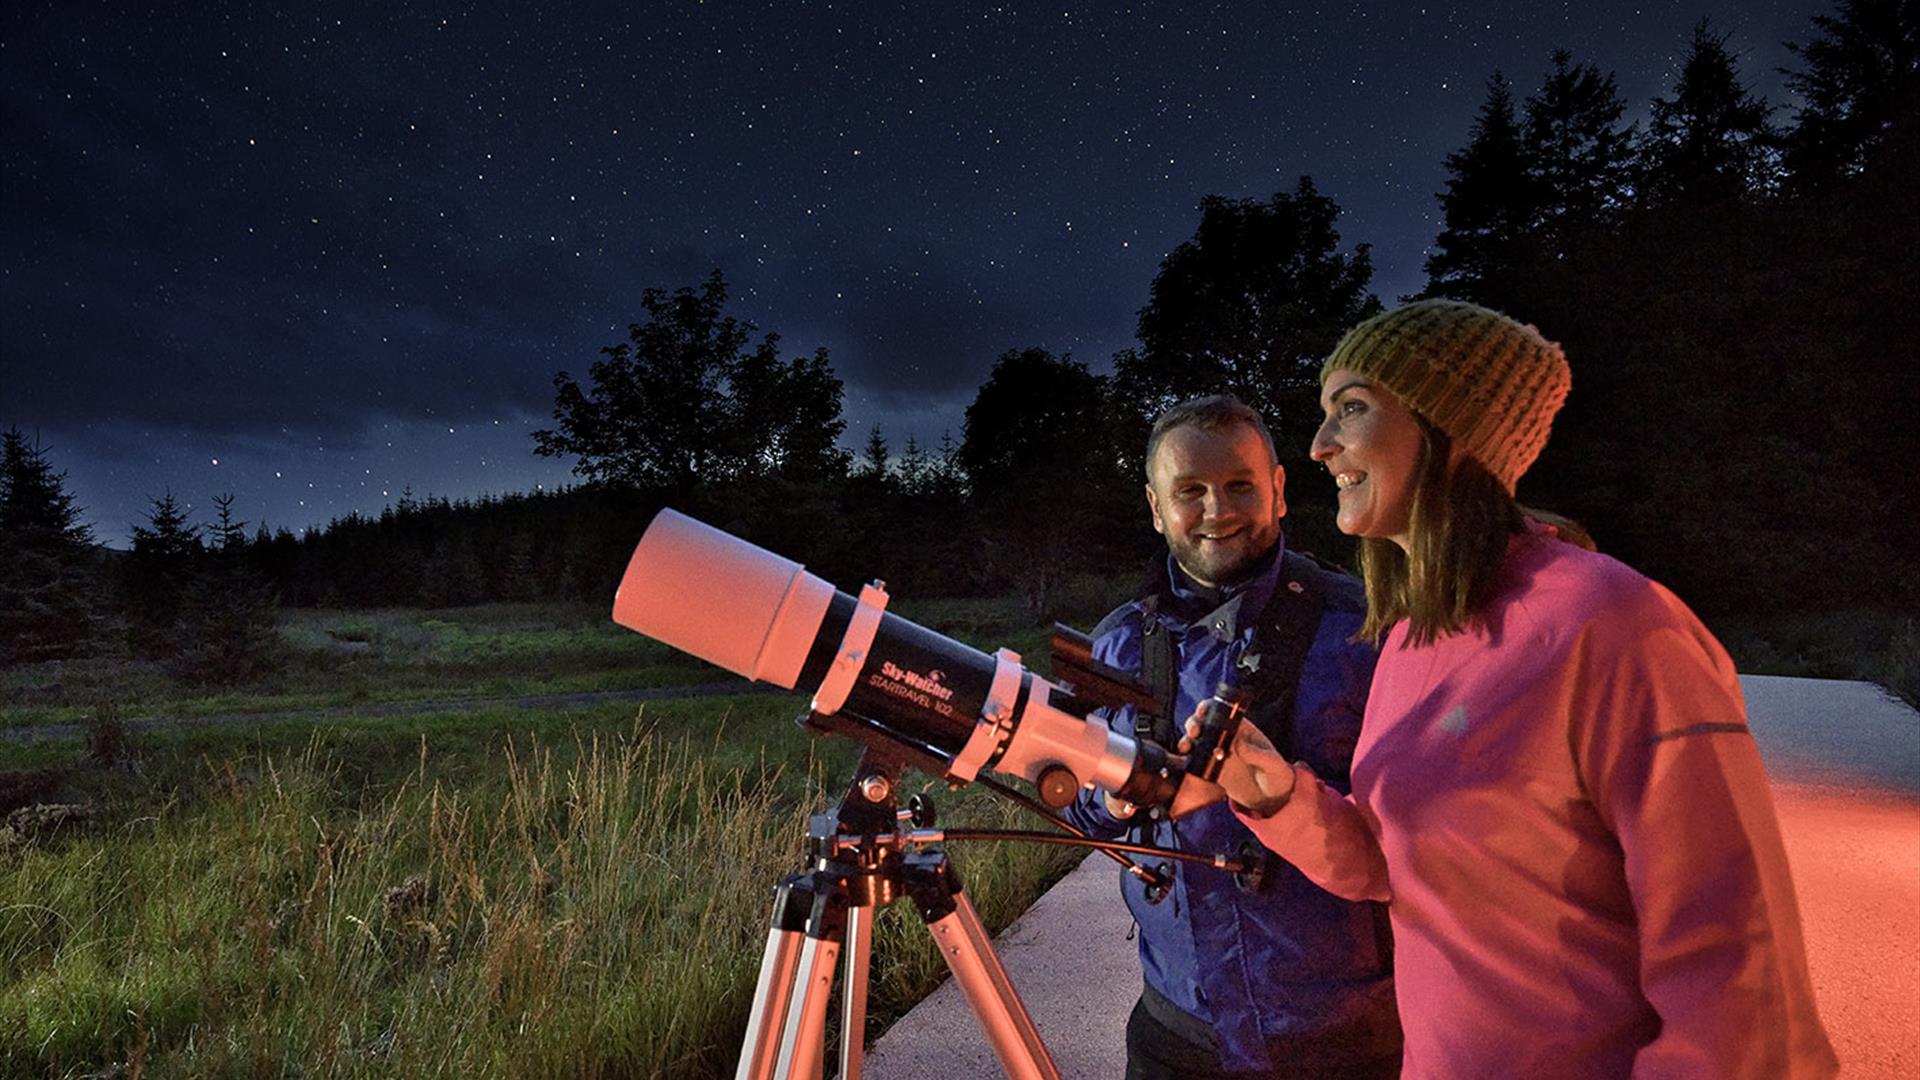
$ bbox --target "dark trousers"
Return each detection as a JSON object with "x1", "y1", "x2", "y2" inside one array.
[{"x1": 1124, "y1": 990, "x2": 1401, "y2": 1080}]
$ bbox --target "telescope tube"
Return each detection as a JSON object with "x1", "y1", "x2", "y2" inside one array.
[{"x1": 613, "y1": 509, "x2": 1182, "y2": 809}]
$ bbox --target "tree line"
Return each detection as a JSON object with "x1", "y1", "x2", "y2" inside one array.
[{"x1": 5, "y1": 1, "x2": 1913, "y2": 680}]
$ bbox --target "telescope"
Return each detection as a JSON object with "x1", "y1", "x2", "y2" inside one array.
[
  {"x1": 611, "y1": 508, "x2": 1246, "y2": 1080},
  {"x1": 612, "y1": 508, "x2": 1231, "y2": 811}
]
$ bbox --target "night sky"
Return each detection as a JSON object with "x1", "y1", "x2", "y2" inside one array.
[{"x1": 4, "y1": 1, "x2": 1834, "y2": 546}]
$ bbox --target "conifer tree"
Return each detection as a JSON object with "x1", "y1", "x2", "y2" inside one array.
[
  {"x1": 169, "y1": 492, "x2": 280, "y2": 684},
  {"x1": 1424, "y1": 72, "x2": 1537, "y2": 303},
  {"x1": 1781, "y1": 0, "x2": 1920, "y2": 192},
  {"x1": 1639, "y1": 21, "x2": 1779, "y2": 206},
  {"x1": 210, "y1": 492, "x2": 250, "y2": 552},
  {"x1": 858, "y1": 426, "x2": 890, "y2": 480},
  {"x1": 896, "y1": 435, "x2": 930, "y2": 497},
  {"x1": 1523, "y1": 49, "x2": 1636, "y2": 247},
  {"x1": 0, "y1": 427, "x2": 93, "y2": 547},
  {"x1": 0, "y1": 428, "x2": 112, "y2": 663},
  {"x1": 124, "y1": 492, "x2": 204, "y2": 653}
]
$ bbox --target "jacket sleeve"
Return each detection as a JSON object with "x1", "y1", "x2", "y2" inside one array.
[
  {"x1": 1573, "y1": 586, "x2": 1836, "y2": 1078},
  {"x1": 1232, "y1": 761, "x2": 1391, "y2": 903}
]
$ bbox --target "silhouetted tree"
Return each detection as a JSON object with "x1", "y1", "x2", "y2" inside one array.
[
  {"x1": 536, "y1": 272, "x2": 738, "y2": 493},
  {"x1": 857, "y1": 426, "x2": 891, "y2": 481},
  {"x1": 536, "y1": 270, "x2": 850, "y2": 497},
  {"x1": 0, "y1": 428, "x2": 114, "y2": 663},
  {"x1": 1781, "y1": 0, "x2": 1920, "y2": 193},
  {"x1": 961, "y1": 348, "x2": 1130, "y2": 619},
  {"x1": 123, "y1": 492, "x2": 204, "y2": 654},
  {"x1": 1424, "y1": 72, "x2": 1538, "y2": 304},
  {"x1": 210, "y1": 492, "x2": 250, "y2": 552},
  {"x1": 729, "y1": 343, "x2": 851, "y2": 482},
  {"x1": 1638, "y1": 21, "x2": 1780, "y2": 206},
  {"x1": 1113, "y1": 179, "x2": 1379, "y2": 473},
  {"x1": 1523, "y1": 49, "x2": 1636, "y2": 247},
  {"x1": 174, "y1": 494, "x2": 280, "y2": 684},
  {"x1": 1, "y1": 428, "x2": 92, "y2": 546},
  {"x1": 895, "y1": 435, "x2": 931, "y2": 497}
]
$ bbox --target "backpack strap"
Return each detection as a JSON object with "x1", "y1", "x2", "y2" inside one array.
[
  {"x1": 1136, "y1": 599, "x2": 1178, "y2": 747},
  {"x1": 1236, "y1": 549, "x2": 1331, "y2": 761}
]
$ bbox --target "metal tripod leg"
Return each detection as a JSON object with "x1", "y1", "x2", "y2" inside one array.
[
  {"x1": 777, "y1": 931, "x2": 842, "y2": 1080},
  {"x1": 737, "y1": 876, "x2": 819, "y2": 1080},
  {"x1": 905, "y1": 851, "x2": 1061, "y2": 1080},
  {"x1": 838, "y1": 904, "x2": 873, "y2": 1080}
]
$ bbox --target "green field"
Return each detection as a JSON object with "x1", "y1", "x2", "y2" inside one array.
[{"x1": 0, "y1": 595, "x2": 1125, "y2": 1079}]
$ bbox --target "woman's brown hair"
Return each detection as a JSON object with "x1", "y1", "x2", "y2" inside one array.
[{"x1": 1355, "y1": 414, "x2": 1525, "y2": 646}]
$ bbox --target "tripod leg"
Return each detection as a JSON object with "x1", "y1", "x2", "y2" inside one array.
[
  {"x1": 838, "y1": 904, "x2": 873, "y2": 1080},
  {"x1": 763, "y1": 867, "x2": 850, "y2": 1080},
  {"x1": 736, "y1": 878, "x2": 816, "y2": 1080},
  {"x1": 777, "y1": 934, "x2": 841, "y2": 1080},
  {"x1": 905, "y1": 852, "x2": 1061, "y2": 1080}
]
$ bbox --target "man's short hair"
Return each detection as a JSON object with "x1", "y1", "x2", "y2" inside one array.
[{"x1": 1145, "y1": 394, "x2": 1278, "y2": 478}]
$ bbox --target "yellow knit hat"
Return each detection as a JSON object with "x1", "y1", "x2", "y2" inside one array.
[{"x1": 1322, "y1": 299, "x2": 1571, "y2": 493}]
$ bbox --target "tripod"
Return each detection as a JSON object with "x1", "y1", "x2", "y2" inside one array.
[{"x1": 735, "y1": 748, "x2": 1060, "y2": 1080}]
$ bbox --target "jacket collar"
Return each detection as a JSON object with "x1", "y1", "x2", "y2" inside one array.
[{"x1": 1154, "y1": 533, "x2": 1286, "y2": 643}]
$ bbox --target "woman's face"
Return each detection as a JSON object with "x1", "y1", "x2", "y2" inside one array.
[{"x1": 1310, "y1": 369, "x2": 1428, "y2": 551}]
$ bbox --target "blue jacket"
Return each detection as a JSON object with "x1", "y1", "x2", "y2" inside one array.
[{"x1": 1061, "y1": 537, "x2": 1397, "y2": 1073}]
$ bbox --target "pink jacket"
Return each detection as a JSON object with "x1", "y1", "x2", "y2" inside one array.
[{"x1": 1237, "y1": 529, "x2": 1837, "y2": 1078}]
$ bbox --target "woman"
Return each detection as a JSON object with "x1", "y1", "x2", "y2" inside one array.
[{"x1": 1196, "y1": 300, "x2": 1837, "y2": 1078}]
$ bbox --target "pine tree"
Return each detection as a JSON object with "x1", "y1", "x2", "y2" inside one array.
[
  {"x1": 210, "y1": 492, "x2": 250, "y2": 552},
  {"x1": 1781, "y1": 0, "x2": 1920, "y2": 192},
  {"x1": 0, "y1": 428, "x2": 93, "y2": 547},
  {"x1": 931, "y1": 431, "x2": 968, "y2": 500},
  {"x1": 171, "y1": 492, "x2": 280, "y2": 685},
  {"x1": 858, "y1": 426, "x2": 890, "y2": 480},
  {"x1": 1523, "y1": 49, "x2": 1636, "y2": 248},
  {"x1": 0, "y1": 429, "x2": 113, "y2": 663},
  {"x1": 1639, "y1": 21, "x2": 1779, "y2": 206},
  {"x1": 896, "y1": 435, "x2": 930, "y2": 497},
  {"x1": 1424, "y1": 72, "x2": 1538, "y2": 303},
  {"x1": 124, "y1": 492, "x2": 204, "y2": 653}
]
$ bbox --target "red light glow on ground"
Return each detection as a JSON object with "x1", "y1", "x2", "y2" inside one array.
[{"x1": 1772, "y1": 780, "x2": 1920, "y2": 1078}]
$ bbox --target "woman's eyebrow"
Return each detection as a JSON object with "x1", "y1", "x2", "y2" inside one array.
[{"x1": 1325, "y1": 379, "x2": 1368, "y2": 402}]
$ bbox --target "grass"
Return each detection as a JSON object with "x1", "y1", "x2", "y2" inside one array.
[
  {"x1": 0, "y1": 592, "x2": 1126, "y2": 1079},
  {"x1": 0, "y1": 602, "x2": 724, "y2": 729},
  {"x1": 0, "y1": 699, "x2": 1085, "y2": 1078}
]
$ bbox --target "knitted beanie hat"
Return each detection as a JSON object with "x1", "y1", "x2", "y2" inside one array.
[{"x1": 1322, "y1": 299, "x2": 1571, "y2": 493}]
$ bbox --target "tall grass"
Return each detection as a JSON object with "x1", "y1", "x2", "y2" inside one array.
[{"x1": 0, "y1": 719, "x2": 1080, "y2": 1078}]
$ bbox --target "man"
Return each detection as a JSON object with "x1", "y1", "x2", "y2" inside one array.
[{"x1": 1061, "y1": 394, "x2": 1400, "y2": 1078}]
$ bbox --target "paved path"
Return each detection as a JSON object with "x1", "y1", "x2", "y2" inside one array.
[{"x1": 866, "y1": 676, "x2": 1920, "y2": 1079}]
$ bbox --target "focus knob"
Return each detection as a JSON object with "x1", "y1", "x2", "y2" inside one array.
[{"x1": 1035, "y1": 764, "x2": 1079, "y2": 809}]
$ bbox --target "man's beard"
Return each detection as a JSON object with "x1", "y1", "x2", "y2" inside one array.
[{"x1": 1168, "y1": 518, "x2": 1280, "y2": 589}]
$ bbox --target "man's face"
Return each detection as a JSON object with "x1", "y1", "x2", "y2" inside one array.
[{"x1": 1145, "y1": 423, "x2": 1286, "y2": 589}]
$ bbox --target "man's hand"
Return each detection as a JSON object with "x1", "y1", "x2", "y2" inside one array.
[
  {"x1": 1103, "y1": 791, "x2": 1139, "y2": 820},
  {"x1": 1182, "y1": 708, "x2": 1296, "y2": 818}
]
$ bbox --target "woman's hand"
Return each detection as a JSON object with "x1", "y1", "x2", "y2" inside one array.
[{"x1": 1182, "y1": 708, "x2": 1297, "y2": 818}]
